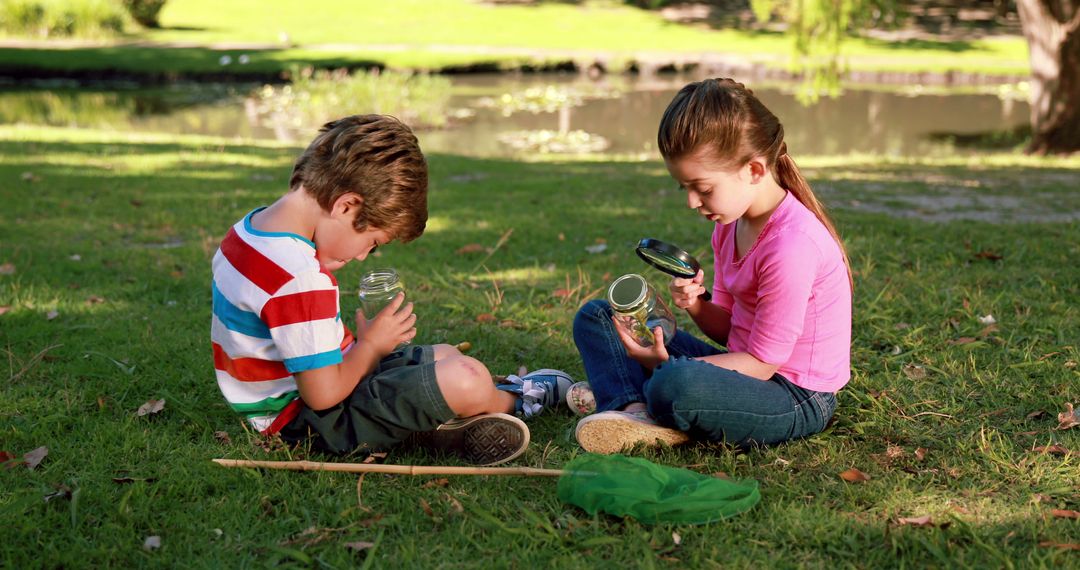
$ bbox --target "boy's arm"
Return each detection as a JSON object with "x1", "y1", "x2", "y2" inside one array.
[{"x1": 294, "y1": 295, "x2": 416, "y2": 411}]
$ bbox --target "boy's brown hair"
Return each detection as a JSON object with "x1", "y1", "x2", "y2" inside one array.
[{"x1": 290, "y1": 114, "x2": 428, "y2": 242}]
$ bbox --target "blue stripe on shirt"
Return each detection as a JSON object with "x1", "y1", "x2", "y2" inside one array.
[
  {"x1": 283, "y1": 348, "x2": 343, "y2": 373},
  {"x1": 212, "y1": 281, "x2": 272, "y2": 339}
]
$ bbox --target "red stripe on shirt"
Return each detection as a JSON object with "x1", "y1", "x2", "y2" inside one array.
[
  {"x1": 212, "y1": 342, "x2": 289, "y2": 382},
  {"x1": 261, "y1": 289, "x2": 339, "y2": 328},
  {"x1": 262, "y1": 398, "x2": 302, "y2": 435},
  {"x1": 220, "y1": 227, "x2": 295, "y2": 295}
]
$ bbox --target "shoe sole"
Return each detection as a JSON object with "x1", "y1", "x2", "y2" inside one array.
[
  {"x1": 429, "y1": 413, "x2": 530, "y2": 466},
  {"x1": 575, "y1": 414, "x2": 689, "y2": 454}
]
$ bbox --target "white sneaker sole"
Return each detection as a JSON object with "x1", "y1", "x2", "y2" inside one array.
[
  {"x1": 575, "y1": 412, "x2": 690, "y2": 454},
  {"x1": 429, "y1": 413, "x2": 530, "y2": 466}
]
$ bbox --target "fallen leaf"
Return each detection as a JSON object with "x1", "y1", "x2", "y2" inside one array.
[
  {"x1": 711, "y1": 471, "x2": 730, "y2": 480},
  {"x1": 1032, "y1": 445, "x2": 1069, "y2": 455},
  {"x1": 360, "y1": 452, "x2": 387, "y2": 465},
  {"x1": 454, "y1": 341, "x2": 472, "y2": 353},
  {"x1": 498, "y1": 319, "x2": 520, "y2": 329},
  {"x1": 24, "y1": 446, "x2": 47, "y2": 470},
  {"x1": 973, "y1": 250, "x2": 1003, "y2": 261},
  {"x1": 553, "y1": 288, "x2": 573, "y2": 298},
  {"x1": 977, "y1": 314, "x2": 996, "y2": 325},
  {"x1": 1057, "y1": 403, "x2": 1078, "y2": 430},
  {"x1": 557, "y1": 233, "x2": 565, "y2": 241},
  {"x1": 419, "y1": 498, "x2": 434, "y2": 517},
  {"x1": 584, "y1": 244, "x2": 607, "y2": 254},
  {"x1": 0, "y1": 306, "x2": 10, "y2": 316},
  {"x1": 947, "y1": 337, "x2": 977, "y2": 346},
  {"x1": 143, "y1": 536, "x2": 161, "y2": 550},
  {"x1": 1039, "y1": 542, "x2": 1080, "y2": 551},
  {"x1": 130, "y1": 199, "x2": 143, "y2": 207},
  {"x1": 86, "y1": 295, "x2": 105, "y2": 305},
  {"x1": 839, "y1": 468, "x2": 870, "y2": 483},
  {"x1": 443, "y1": 493, "x2": 463, "y2": 514},
  {"x1": 885, "y1": 446, "x2": 904, "y2": 459},
  {"x1": 1026, "y1": 410, "x2": 1048, "y2": 420},
  {"x1": 475, "y1": 313, "x2": 496, "y2": 323},
  {"x1": 214, "y1": 431, "x2": 232, "y2": 445},
  {"x1": 46, "y1": 310, "x2": 59, "y2": 320},
  {"x1": 672, "y1": 531, "x2": 682, "y2": 546},
  {"x1": 977, "y1": 324, "x2": 999, "y2": 337},
  {"x1": 344, "y1": 541, "x2": 375, "y2": 552},
  {"x1": 0, "y1": 451, "x2": 19, "y2": 468},
  {"x1": 136, "y1": 399, "x2": 165, "y2": 417},
  {"x1": 896, "y1": 515, "x2": 934, "y2": 527},
  {"x1": 902, "y1": 363, "x2": 927, "y2": 380},
  {"x1": 1051, "y1": 509, "x2": 1080, "y2": 519},
  {"x1": 0, "y1": 263, "x2": 16, "y2": 275},
  {"x1": 455, "y1": 243, "x2": 485, "y2": 254},
  {"x1": 894, "y1": 322, "x2": 911, "y2": 330},
  {"x1": 914, "y1": 448, "x2": 928, "y2": 461},
  {"x1": 20, "y1": 171, "x2": 39, "y2": 182},
  {"x1": 422, "y1": 478, "x2": 450, "y2": 489}
]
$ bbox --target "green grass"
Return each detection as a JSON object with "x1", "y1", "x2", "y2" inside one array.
[
  {"x1": 1, "y1": 125, "x2": 1077, "y2": 567},
  {"x1": 0, "y1": 0, "x2": 1032, "y2": 77}
]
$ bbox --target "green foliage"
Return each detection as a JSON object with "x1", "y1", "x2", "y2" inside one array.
[
  {"x1": 120, "y1": 0, "x2": 166, "y2": 27},
  {"x1": 0, "y1": 0, "x2": 126, "y2": 38},
  {"x1": 251, "y1": 67, "x2": 453, "y2": 134}
]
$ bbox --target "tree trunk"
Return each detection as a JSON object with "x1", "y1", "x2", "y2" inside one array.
[{"x1": 1017, "y1": 0, "x2": 1080, "y2": 154}]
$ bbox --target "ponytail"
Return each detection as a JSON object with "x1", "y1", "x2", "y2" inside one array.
[{"x1": 774, "y1": 151, "x2": 853, "y2": 291}]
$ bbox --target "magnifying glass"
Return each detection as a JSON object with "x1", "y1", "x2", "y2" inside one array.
[{"x1": 635, "y1": 238, "x2": 711, "y2": 301}]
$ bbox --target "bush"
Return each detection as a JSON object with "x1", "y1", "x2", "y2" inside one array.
[
  {"x1": 0, "y1": 0, "x2": 126, "y2": 38},
  {"x1": 251, "y1": 67, "x2": 454, "y2": 135},
  {"x1": 121, "y1": 0, "x2": 166, "y2": 28}
]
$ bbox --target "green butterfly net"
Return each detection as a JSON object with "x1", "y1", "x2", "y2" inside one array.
[{"x1": 556, "y1": 454, "x2": 761, "y2": 525}]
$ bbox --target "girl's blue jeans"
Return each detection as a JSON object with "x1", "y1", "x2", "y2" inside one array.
[{"x1": 573, "y1": 299, "x2": 837, "y2": 447}]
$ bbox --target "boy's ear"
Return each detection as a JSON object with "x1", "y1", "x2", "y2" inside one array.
[{"x1": 332, "y1": 192, "x2": 363, "y2": 217}]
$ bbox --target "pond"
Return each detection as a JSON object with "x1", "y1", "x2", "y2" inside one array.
[{"x1": 1, "y1": 73, "x2": 1030, "y2": 158}]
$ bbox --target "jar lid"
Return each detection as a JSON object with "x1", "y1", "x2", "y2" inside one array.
[{"x1": 607, "y1": 273, "x2": 648, "y2": 311}]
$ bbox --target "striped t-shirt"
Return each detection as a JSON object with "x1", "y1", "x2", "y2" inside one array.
[{"x1": 210, "y1": 208, "x2": 353, "y2": 433}]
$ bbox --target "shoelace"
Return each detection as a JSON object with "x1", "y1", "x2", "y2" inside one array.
[{"x1": 502, "y1": 374, "x2": 549, "y2": 418}]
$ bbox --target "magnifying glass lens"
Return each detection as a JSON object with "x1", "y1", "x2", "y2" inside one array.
[{"x1": 638, "y1": 250, "x2": 694, "y2": 278}]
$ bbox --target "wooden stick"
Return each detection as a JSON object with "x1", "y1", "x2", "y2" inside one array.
[{"x1": 213, "y1": 458, "x2": 564, "y2": 477}]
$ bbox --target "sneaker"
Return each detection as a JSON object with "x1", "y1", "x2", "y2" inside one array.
[
  {"x1": 422, "y1": 413, "x2": 530, "y2": 466},
  {"x1": 575, "y1": 410, "x2": 689, "y2": 454},
  {"x1": 496, "y1": 368, "x2": 574, "y2": 418},
  {"x1": 566, "y1": 381, "x2": 597, "y2": 417}
]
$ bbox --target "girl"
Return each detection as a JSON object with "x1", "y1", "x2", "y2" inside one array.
[{"x1": 572, "y1": 78, "x2": 852, "y2": 454}]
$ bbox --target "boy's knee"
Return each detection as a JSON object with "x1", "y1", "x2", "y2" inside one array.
[{"x1": 436, "y1": 355, "x2": 491, "y2": 394}]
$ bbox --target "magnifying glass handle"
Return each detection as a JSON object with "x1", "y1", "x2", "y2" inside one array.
[{"x1": 700, "y1": 291, "x2": 712, "y2": 302}]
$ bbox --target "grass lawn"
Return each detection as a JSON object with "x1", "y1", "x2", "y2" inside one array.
[
  {"x1": 1, "y1": 125, "x2": 1077, "y2": 567},
  {"x1": 0, "y1": 0, "x2": 1031, "y2": 77}
]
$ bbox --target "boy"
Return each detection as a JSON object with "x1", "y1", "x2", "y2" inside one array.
[{"x1": 210, "y1": 115, "x2": 571, "y2": 465}]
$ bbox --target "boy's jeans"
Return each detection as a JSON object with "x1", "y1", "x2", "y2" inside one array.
[{"x1": 573, "y1": 299, "x2": 837, "y2": 447}]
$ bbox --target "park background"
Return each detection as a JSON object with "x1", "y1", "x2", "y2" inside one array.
[{"x1": 0, "y1": 0, "x2": 1077, "y2": 567}]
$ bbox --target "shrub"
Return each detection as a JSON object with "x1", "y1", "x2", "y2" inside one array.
[
  {"x1": 251, "y1": 67, "x2": 454, "y2": 135},
  {"x1": 121, "y1": 0, "x2": 166, "y2": 28},
  {"x1": 0, "y1": 0, "x2": 126, "y2": 38}
]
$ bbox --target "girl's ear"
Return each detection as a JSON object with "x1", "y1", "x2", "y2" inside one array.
[
  {"x1": 747, "y1": 157, "x2": 768, "y2": 184},
  {"x1": 332, "y1": 192, "x2": 363, "y2": 218}
]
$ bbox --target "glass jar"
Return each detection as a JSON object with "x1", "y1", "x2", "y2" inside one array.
[
  {"x1": 606, "y1": 273, "x2": 676, "y2": 347},
  {"x1": 358, "y1": 269, "x2": 409, "y2": 345}
]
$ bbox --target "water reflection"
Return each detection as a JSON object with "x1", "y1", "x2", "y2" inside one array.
[{"x1": 0, "y1": 74, "x2": 1030, "y2": 157}]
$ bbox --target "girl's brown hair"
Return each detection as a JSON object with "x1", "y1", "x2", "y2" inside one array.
[{"x1": 658, "y1": 78, "x2": 852, "y2": 287}]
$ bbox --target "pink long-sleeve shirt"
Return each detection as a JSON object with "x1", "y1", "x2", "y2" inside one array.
[{"x1": 711, "y1": 191, "x2": 852, "y2": 392}]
